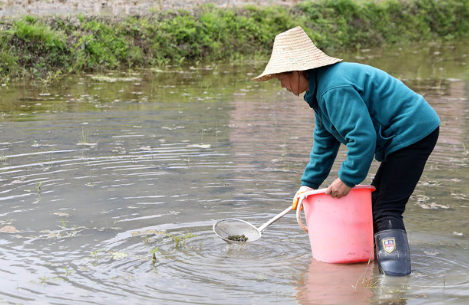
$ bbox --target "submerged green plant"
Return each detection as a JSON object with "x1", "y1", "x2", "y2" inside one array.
[
  {"x1": 39, "y1": 274, "x2": 49, "y2": 284},
  {"x1": 86, "y1": 177, "x2": 95, "y2": 189},
  {"x1": 168, "y1": 232, "x2": 197, "y2": 248},
  {"x1": 80, "y1": 126, "x2": 88, "y2": 144},
  {"x1": 146, "y1": 232, "x2": 200, "y2": 263},
  {"x1": 361, "y1": 277, "x2": 378, "y2": 289},
  {"x1": 1, "y1": 154, "x2": 8, "y2": 166},
  {"x1": 61, "y1": 266, "x2": 74, "y2": 280},
  {"x1": 90, "y1": 248, "x2": 104, "y2": 264},
  {"x1": 352, "y1": 252, "x2": 376, "y2": 290},
  {"x1": 39, "y1": 70, "x2": 63, "y2": 89},
  {"x1": 150, "y1": 247, "x2": 159, "y2": 264},
  {"x1": 60, "y1": 217, "x2": 67, "y2": 229},
  {"x1": 36, "y1": 181, "x2": 42, "y2": 201}
]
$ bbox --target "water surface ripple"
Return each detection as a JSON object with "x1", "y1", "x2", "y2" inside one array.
[{"x1": 0, "y1": 42, "x2": 468, "y2": 304}]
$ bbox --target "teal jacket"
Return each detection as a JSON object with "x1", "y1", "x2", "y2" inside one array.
[{"x1": 301, "y1": 62, "x2": 440, "y2": 189}]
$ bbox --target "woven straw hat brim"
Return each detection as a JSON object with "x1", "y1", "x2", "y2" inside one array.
[{"x1": 252, "y1": 26, "x2": 342, "y2": 82}]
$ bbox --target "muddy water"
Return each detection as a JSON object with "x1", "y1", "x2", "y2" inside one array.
[{"x1": 0, "y1": 41, "x2": 468, "y2": 304}]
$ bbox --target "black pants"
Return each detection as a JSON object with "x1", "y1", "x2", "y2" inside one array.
[{"x1": 372, "y1": 127, "x2": 439, "y2": 233}]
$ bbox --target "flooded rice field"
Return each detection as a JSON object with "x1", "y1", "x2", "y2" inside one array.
[{"x1": 0, "y1": 42, "x2": 468, "y2": 304}]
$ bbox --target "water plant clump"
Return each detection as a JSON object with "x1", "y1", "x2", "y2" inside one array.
[
  {"x1": 227, "y1": 234, "x2": 248, "y2": 242},
  {"x1": 0, "y1": 0, "x2": 468, "y2": 81}
]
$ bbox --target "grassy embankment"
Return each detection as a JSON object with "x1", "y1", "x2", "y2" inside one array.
[{"x1": 0, "y1": 0, "x2": 468, "y2": 81}]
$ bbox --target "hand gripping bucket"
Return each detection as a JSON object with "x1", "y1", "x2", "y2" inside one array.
[{"x1": 296, "y1": 186, "x2": 375, "y2": 264}]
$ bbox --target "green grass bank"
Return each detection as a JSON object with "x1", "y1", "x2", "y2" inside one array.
[{"x1": 0, "y1": 0, "x2": 468, "y2": 80}]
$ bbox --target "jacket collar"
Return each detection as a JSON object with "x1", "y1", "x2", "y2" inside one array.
[{"x1": 303, "y1": 69, "x2": 318, "y2": 110}]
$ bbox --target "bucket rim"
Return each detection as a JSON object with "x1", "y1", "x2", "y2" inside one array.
[{"x1": 302, "y1": 185, "x2": 375, "y2": 198}]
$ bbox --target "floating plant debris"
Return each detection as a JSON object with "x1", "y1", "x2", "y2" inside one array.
[{"x1": 227, "y1": 234, "x2": 248, "y2": 242}]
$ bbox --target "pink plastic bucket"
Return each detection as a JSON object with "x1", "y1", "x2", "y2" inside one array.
[{"x1": 296, "y1": 186, "x2": 375, "y2": 264}]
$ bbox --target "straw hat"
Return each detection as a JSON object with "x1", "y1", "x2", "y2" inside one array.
[{"x1": 252, "y1": 26, "x2": 342, "y2": 82}]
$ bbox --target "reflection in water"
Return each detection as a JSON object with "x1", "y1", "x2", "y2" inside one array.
[
  {"x1": 0, "y1": 42, "x2": 468, "y2": 304},
  {"x1": 296, "y1": 259, "x2": 374, "y2": 305}
]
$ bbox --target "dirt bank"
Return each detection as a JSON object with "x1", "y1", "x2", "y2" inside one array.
[{"x1": 0, "y1": 0, "x2": 298, "y2": 17}]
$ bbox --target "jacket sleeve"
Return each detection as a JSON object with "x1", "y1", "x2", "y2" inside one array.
[
  {"x1": 301, "y1": 115, "x2": 341, "y2": 189},
  {"x1": 322, "y1": 86, "x2": 376, "y2": 187}
]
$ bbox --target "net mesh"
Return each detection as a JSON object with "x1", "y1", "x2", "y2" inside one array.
[{"x1": 213, "y1": 219, "x2": 261, "y2": 242}]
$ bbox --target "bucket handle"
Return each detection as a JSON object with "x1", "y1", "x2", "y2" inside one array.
[
  {"x1": 296, "y1": 194, "x2": 308, "y2": 233},
  {"x1": 295, "y1": 188, "x2": 327, "y2": 233}
]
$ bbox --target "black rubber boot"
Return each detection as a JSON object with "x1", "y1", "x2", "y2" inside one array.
[{"x1": 374, "y1": 229, "x2": 411, "y2": 276}]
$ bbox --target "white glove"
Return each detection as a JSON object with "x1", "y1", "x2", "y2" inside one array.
[{"x1": 292, "y1": 186, "x2": 314, "y2": 210}]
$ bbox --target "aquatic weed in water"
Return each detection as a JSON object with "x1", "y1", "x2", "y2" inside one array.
[
  {"x1": 150, "y1": 247, "x2": 159, "y2": 264},
  {"x1": 227, "y1": 234, "x2": 248, "y2": 242},
  {"x1": 1, "y1": 154, "x2": 9, "y2": 166},
  {"x1": 352, "y1": 252, "x2": 375, "y2": 291},
  {"x1": 168, "y1": 232, "x2": 197, "y2": 248}
]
